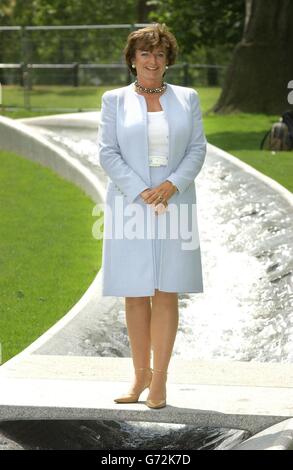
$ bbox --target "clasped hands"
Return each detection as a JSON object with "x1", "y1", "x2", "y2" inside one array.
[{"x1": 140, "y1": 180, "x2": 177, "y2": 215}]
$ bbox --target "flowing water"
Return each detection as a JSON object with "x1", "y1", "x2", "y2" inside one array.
[{"x1": 37, "y1": 125, "x2": 293, "y2": 364}]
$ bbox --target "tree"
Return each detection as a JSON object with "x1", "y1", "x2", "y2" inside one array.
[
  {"x1": 0, "y1": 0, "x2": 18, "y2": 83},
  {"x1": 214, "y1": 0, "x2": 293, "y2": 114}
]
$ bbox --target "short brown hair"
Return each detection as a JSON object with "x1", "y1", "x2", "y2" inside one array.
[{"x1": 124, "y1": 23, "x2": 178, "y2": 77}]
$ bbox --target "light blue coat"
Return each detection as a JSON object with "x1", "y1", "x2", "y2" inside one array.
[{"x1": 98, "y1": 81, "x2": 207, "y2": 297}]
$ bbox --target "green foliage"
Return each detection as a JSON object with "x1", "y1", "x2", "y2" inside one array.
[
  {"x1": 1, "y1": 0, "x2": 137, "y2": 26},
  {"x1": 0, "y1": 0, "x2": 139, "y2": 65},
  {"x1": 149, "y1": 0, "x2": 244, "y2": 61},
  {"x1": 0, "y1": 0, "x2": 245, "y2": 66}
]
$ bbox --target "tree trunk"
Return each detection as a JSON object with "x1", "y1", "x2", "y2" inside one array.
[
  {"x1": 206, "y1": 49, "x2": 219, "y2": 86},
  {"x1": 137, "y1": 0, "x2": 152, "y2": 23},
  {"x1": 214, "y1": 0, "x2": 293, "y2": 114}
]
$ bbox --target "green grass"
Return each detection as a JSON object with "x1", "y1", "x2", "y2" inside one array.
[
  {"x1": 0, "y1": 150, "x2": 102, "y2": 363},
  {"x1": 200, "y1": 94, "x2": 293, "y2": 193},
  {"x1": 0, "y1": 85, "x2": 117, "y2": 118}
]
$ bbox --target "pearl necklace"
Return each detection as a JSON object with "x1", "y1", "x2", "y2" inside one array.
[{"x1": 134, "y1": 79, "x2": 167, "y2": 94}]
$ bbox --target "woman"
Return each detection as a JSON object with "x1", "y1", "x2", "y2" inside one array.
[{"x1": 98, "y1": 23, "x2": 207, "y2": 409}]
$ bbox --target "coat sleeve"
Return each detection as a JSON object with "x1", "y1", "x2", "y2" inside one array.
[
  {"x1": 166, "y1": 90, "x2": 207, "y2": 194},
  {"x1": 98, "y1": 91, "x2": 150, "y2": 204}
]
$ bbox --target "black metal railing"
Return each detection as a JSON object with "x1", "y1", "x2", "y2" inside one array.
[{"x1": 0, "y1": 25, "x2": 227, "y2": 111}]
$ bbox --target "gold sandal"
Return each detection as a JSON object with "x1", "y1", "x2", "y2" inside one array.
[
  {"x1": 114, "y1": 367, "x2": 153, "y2": 403},
  {"x1": 146, "y1": 368, "x2": 168, "y2": 409}
]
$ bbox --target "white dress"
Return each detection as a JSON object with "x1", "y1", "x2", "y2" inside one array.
[
  {"x1": 147, "y1": 110, "x2": 169, "y2": 288},
  {"x1": 147, "y1": 110, "x2": 169, "y2": 167}
]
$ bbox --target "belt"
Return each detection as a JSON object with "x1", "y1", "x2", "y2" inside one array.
[{"x1": 149, "y1": 155, "x2": 168, "y2": 167}]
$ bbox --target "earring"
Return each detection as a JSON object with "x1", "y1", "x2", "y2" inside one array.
[
  {"x1": 166, "y1": 65, "x2": 169, "y2": 69},
  {"x1": 132, "y1": 64, "x2": 136, "y2": 68}
]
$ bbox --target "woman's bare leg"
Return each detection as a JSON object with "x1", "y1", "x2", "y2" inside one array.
[
  {"x1": 148, "y1": 289, "x2": 179, "y2": 401},
  {"x1": 124, "y1": 296, "x2": 152, "y2": 391}
]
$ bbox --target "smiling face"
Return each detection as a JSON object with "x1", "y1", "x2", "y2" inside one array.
[{"x1": 132, "y1": 46, "x2": 168, "y2": 86}]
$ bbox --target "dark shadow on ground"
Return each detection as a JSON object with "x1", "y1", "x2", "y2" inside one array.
[{"x1": 0, "y1": 420, "x2": 250, "y2": 450}]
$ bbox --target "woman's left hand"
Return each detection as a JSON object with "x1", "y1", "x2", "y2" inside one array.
[{"x1": 141, "y1": 180, "x2": 177, "y2": 206}]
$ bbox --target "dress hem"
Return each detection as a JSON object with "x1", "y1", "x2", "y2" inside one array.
[{"x1": 101, "y1": 288, "x2": 204, "y2": 297}]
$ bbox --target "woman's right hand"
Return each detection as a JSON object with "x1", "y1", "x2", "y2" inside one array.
[
  {"x1": 140, "y1": 188, "x2": 152, "y2": 203},
  {"x1": 140, "y1": 188, "x2": 168, "y2": 214},
  {"x1": 140, "y1": 181, "x2": 175, "y2": 206}
]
